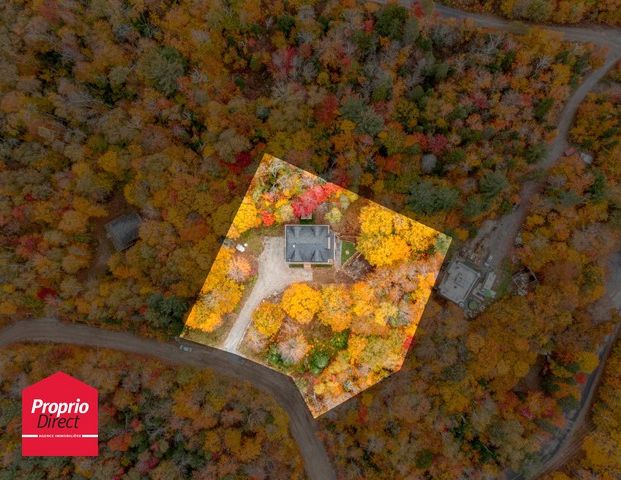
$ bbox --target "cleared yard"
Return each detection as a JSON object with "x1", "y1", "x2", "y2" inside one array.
[{"x1": 340, "y1": 240, "x2": 356, "y2": 264}]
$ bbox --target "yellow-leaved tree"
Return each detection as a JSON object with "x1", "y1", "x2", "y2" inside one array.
[
  {"x1": 394, "y1": 214, "x2": 438, "y2": 254},
  {"x1": 357, "y1": 234, "x2": 411, "y2": 267},
  {"x1": 281, "y1": 283, "x2": 321, "y2": 324},
  {"x1": 356, "y1": 204, "x2": 438, "y2": 267},
  {"x1": 347, "y1": 335, "x2": 368, "y2": 365},
  {"x1": 185, "y1": 302, "x2": 223, "y2": 333},
  {"x1": 252, "y1": 301, "x2": 285, "y2": 337},
  {"x1": 318, "y1": 284, "x2": 352, "y2": 332},
  {"x1": 187, "y1": 246, "x2": 244, "y2": 332},
  {"x1": 351, "y1": 282, "x2": 376, "y2": 317},
  {"x1": 359, "y1": 203, "x2": 395, "y2": 236},
  {"x1": 228, "y1": 197, "x2": 261, "y2": 239}
]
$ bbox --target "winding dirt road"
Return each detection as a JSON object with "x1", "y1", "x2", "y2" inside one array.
[
  {"x1": 484, "y1": 50, "x2": 621, "y2": 273},
  {"x1": 435, "y1": 4, "x2": 621, "y2": 49},
  {"x1": 532, "y1": 252, "x2": 621, "y2": 478},
  {"x1": 432, "y1": 3, "x2": 621, "y2": 273},
  {"x1": 0, "y1": 318, "x2": 336, "y2": 480}
]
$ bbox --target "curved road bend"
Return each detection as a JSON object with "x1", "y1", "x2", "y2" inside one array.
[
  {"x1": 0, "y1": 318, "x2": 336, "y2": 480},
  {"x1": 387, "y1": 4, "x2": 621, "y2": 276}
]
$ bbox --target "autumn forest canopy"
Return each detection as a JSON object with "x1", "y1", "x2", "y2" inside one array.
[
  {"x1": 1, "y1": 0, "x2": 621, "y2": 479},
  {"x1": 0, "y1": 0, "x2": 599, "y2": 333},
  {"x1": 0, "y1": 343, "x2": 306, "y2": 479}
]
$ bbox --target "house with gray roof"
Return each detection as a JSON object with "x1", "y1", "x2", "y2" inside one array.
[
  {"x1": 437, "y1": 260, "x2": 481, "y2": 307},
  {"x1": 284, "y1": 224, "x2": 335, "y2": 265},
  {"x1": 105, "y1": 212, "x2": 141, "y2": 251}
]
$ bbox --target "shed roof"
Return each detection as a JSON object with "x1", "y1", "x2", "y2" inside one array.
[
  {"x1": 105, "y1": 212, "x2": 141, "y2": 251},
  {"x1": 285, "y1": 224, "x2": 334, "y2": 264}
]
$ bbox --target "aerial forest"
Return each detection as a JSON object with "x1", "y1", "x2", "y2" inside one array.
[{"x1": 1, "y1": 0, "x2": 620, "y2": 478}]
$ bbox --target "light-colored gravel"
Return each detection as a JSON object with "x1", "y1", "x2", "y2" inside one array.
[{"x1": 222, "y1": 236, "x2": 312, "y2": 352}]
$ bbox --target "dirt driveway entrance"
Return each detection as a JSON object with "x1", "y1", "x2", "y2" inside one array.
[{"x1": 222, "y1": 237, "x2": 312, "y2": 352}]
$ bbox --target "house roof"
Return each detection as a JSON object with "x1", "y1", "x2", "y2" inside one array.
[
  {"x1": 105, "y1": 212, "x2": 141, "y2": 251},
  {"x1": 285, "y1": 224, "x2": 334, "y2": 264},
  {"x1": 437, "y1": 260, "x2": 481, "y2": 305}
]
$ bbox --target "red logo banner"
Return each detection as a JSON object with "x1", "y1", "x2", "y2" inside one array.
[{"x1": 22, "y1": 371, "x2": 98, "y2": 456}]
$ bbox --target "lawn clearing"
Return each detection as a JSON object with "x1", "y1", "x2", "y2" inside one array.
[{"x1": 341, "y1": 240, "x2": 356, "y2": 264}]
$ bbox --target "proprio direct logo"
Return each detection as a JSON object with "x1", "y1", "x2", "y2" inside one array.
[{"x1": 22, "y1": 371, "x2": 98, "y2": 456}]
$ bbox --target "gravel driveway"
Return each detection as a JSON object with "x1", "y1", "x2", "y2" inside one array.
[{"x1": 222, "y1": 237, "x2": 312, "y2": 352}]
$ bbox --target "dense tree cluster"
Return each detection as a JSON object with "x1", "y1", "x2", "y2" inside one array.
[
  {"x1": 245, "y1": 247, "x2": 445, "y2": 417},
  {"x1": 357, "y1": 203, "x2": 438, "y2": 266},
  {"x1": 0, "y1": 0, "x2": 617, "y2": 476},
  {"x1": 0, "y1": 344, "x2": 305, "y2": 479},
  {"x1": 317, "y1": 62, "x2": 621, "y2": 479},
  {"x1": 185, "y1": 246, "x2": 247, "y2": 336},
  {"x1": 546, "y1": 339, "x2": 621, "y2": 480},
  {"x1": 0, "y1": 0, "x2": 597, "y2": 337},
  {"x1": 542, "y1": 75, "x2": 621, "y2": 480}
]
